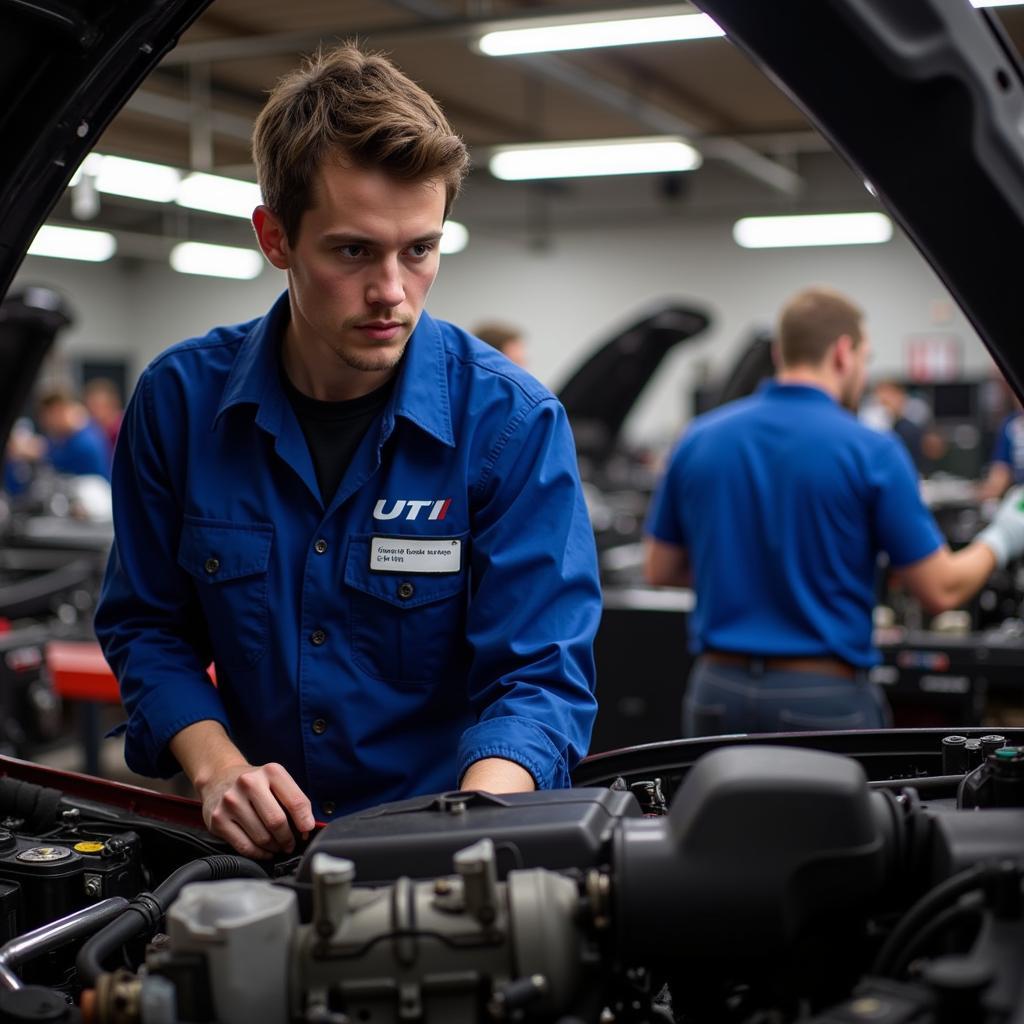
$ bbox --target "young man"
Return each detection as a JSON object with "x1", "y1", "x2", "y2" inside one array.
[
  {"x1": 95, "y1": 45, "x2": 601, "y2": 859},
  {"x1": 644, "y1": 286, "x2": 1024, "y2": 736}
]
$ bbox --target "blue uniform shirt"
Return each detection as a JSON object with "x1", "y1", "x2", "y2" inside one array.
[
  {"x1": 48, "y1": 422, "x2": 111, "y2": 480},
  {"x1": 991, "y1": 413, "x2": 1024, "y2": 483},
  {"x1": 646, "y1": 381, "x2": 943, "y2": 667},
  {"x1": 94, "y1": 293, "x2": 600, "y2": 819}
]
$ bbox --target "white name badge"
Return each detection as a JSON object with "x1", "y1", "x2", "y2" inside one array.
[{"x1": 370, "y1": 536, "x2": 462, "y2": 574}]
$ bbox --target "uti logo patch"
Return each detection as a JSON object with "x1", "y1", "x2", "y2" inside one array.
[{"x1": 373, "y1": 498, "x2": 451, "y2": 521}]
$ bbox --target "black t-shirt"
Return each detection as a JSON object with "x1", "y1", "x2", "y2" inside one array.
[{"x1": 282, "y1": 370, "x2": 395, "y2": 504}]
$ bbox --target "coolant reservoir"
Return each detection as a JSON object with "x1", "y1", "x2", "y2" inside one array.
[{"x1": 167, "y1": 879, "x2": 297, "y2": 1024}]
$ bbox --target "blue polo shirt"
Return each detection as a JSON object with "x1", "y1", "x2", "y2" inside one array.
[
  {"x1": 94, "y1": 293, "x2": 600, "y2": 819},
  {"x1": 992, "y1": 413, "x2": 1024, "y2": 483},
  {"x1": 646, "y1": 381, "x2": 943, "y2": 667},
  {"x1": 48, "y1": 422, "x2": 111, "y2": 480}
]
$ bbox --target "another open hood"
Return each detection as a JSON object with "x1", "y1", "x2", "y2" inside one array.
[{"x1": 697, "y1": 0, "x2": 1024, "y2": 397}]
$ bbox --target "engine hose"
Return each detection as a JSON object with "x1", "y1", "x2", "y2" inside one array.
[
  {"x1": 0, "y1": 777, "x2": 63, "y2": 832},
  {"x1": 871, "y1": 862, "x2": 995, "y2": 976},
  {"x1": 76, "y1": 855, "x2": 267, "y2": 986}
]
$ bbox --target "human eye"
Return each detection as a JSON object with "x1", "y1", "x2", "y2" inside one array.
[
  {"x1": 405, "y1": 242, "x2": 435, "y2": 260},
  {"x1": 334, "y1": 244, "x2": 367, "y2": 260}
]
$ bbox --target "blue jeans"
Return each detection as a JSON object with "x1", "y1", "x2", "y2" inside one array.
[{"x1": 682, "y1": 657, "x2": 891, "y2": 737}]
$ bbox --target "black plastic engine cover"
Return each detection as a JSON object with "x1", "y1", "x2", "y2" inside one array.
[{"x1": 298, "y1": 787, "x2": 640, "y2": 883}]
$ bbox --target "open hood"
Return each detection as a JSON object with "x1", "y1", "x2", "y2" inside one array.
[
  {"x1": 696, "y1": 0, "x2": 1024, "y2": 398},
  {"x1": 0, "y1": 1, "x2": 211, "y2": 455},
  {"x1": 557, "y1": 303, "x2": 711, "y2": 459}
]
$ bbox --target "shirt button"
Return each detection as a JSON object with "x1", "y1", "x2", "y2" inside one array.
[
  {"x1": 397, "y1": 581, "x2": 415, "y2": 600},
  {"x1": 314, "y1": 538, "x2": 328, "y2": 555},
  {"x1": 204, "y1": 557, "x2": 220, "y2": 575},
  {"x1": 322, "y1": 800, "x2": 336, "y2": 816},
  {"x1": 312, "y1": 718, "x2": 327, "y2": 735},
  {"x1": 310, "y1": 629, "x2": 326, "y2": 646}
]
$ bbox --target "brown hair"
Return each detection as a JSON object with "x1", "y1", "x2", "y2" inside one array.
[
  {"x1": 252, "y1": 43, "x2": 470, "y2": 243},
  {"x1": 36, "y1": 388, "x2": 75, "y2": 411},
  {"x1": 777, "y1": 286, "x2": 864, "y2": 367},
  {"x1": 472, "y1": 321, "x2": 523, "y2": 354}
]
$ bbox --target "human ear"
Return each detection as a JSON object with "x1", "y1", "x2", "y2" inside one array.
[{"x1": 252, "y1": 206, "x2": 291, "y2": 270}]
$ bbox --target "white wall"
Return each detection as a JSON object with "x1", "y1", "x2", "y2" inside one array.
[{"x1": 13, "y1": 215, "x2": 991, "y2": 448}]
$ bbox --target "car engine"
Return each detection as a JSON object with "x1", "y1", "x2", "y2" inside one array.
[{"x1": 0, "y1": 734, "x2": 1019, "y2": 1024}]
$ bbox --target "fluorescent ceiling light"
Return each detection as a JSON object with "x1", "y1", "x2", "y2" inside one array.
[
  {"x1": 440, "y1": 220, "x2": 469, "y2": 254},
  {"x1": 177, "y1": 172, "x2": 263, "y2": 219},
  {"x1": 479, "y1": 10, "x2": 723, "y2": 55},
  {"x1": 490, "y1": 137, "x2": 701, "y2": 180},
  {"x1": 733, "y1": 212, "x2": 893, "y2": 249},
  {"x1": 170, "y1": 241, "x2": 263, "y2": 280},
  {"x1": 28, "y1": 225, "x2": 116, "y2": 262},
  {"x1": 971, "y1": 1, "x2": 1024, "y2": 7},
  {"x1": 90, "y1": 154, "x2": 181, "y2": 203}
]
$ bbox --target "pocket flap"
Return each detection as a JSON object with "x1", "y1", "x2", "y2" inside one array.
[
  {"x1": 345, "y1": 534, "x2": 466, "y2": 608},
  {"x1": 177, "y1": 517, "x2": 273, "y2": 583}
]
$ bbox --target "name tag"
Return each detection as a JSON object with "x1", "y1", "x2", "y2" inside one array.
[{"x1": 370, "y1": 536, "x2": 462, "y2": 574}]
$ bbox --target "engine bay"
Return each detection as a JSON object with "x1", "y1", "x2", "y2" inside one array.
[{"x1": 0, "y1": 730, "x2": 1017, "y2": 1023}]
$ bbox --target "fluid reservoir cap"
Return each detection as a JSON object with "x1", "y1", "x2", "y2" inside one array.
[
  {"x1": 0, "y1": 984, "x2": 70, "y2": 1020},
  {"x1": 0, "y1": 830, "x2": 16, "y2": 851},
  {"x1": 995, "y1": 747, "x2": 1020, "y2": 760},
  {"x1": 16, "y1": 847, "x2": 72, "y2": 864},
  {"x1": 73, "y1": 841, "x2": 105, "y2": 854}
]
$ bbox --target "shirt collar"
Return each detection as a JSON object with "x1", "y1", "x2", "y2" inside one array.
[
  {"x1": 215, "y1": 293, "x2": 454, "y2": 448},
  {"x1": 759, "y1": 378, "x2": 838, "y2": 404}
]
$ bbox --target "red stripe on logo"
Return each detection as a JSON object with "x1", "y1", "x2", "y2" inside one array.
[{"x1": 438, "y1": 498, "x2": 451, "y2": 520}]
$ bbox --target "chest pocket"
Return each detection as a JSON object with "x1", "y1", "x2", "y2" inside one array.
[
  {"x1": 177, "y1": 517, "x2": 274, "y2": 671},
  {"x1": 344, "y1": 533, "x2": 468, "y2": 686}
]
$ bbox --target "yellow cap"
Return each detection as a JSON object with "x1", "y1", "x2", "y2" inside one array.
[{"x1": 73, "y1": 841, "x2": 105, "y2": 854}]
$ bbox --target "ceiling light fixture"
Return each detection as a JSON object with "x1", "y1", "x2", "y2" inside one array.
[
  {"x1": 490, "y1": 137, "x2": 701, "y2": 180},
  {"x1": 440, "y1": 220, "x2": 469, "y2": 254},
  {"x1": 971, "y1": 1, "x2": 1024, "y2": 7},
  {"x1": 732, "y1": 212, "x2": 893, "y2": 249},
  {"x1": 177, "y1": 172, "x2": 263, "y2": 219},
  {"x1": 169, "y1": 241, "x2": 263, "y2": 280},
  {"x1": 90, "y1": 154, "x2": 181, "y2": 203},
  {"x1": 27, "y1": 225, "x2": 117, "y2": 262},
  {"x1": 478, "y1": 8, "x2": 723, "y2": 55}
]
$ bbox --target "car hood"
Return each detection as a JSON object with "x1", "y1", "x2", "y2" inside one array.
[
  {"x1": 697, "y1": 0, "x2": 1024, "y2": 396},
  {"x1": 0, "y1": 1, "x2": 211, "y2": 451},
  {"x1": 1, "y1": 0, "x2": 1023, "y2": 434}
]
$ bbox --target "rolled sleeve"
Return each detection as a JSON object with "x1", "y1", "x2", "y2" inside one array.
[
  {"x1": 95, "y1": 372, "x2": 229, "y2": 778},
  {"x1": 645, "y1": 437, "x2": 689, "y2": 546},
  {"x1": 461, "y1": 398, "x2": 601, "y2": 790},
  {"x1": 872, "y1": 435, "x2": 944, "y2": 568},
  {"x1": 457, "y1": 716, "x2": 569, "y2": 790}
]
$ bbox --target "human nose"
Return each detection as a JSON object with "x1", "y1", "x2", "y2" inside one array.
[{"x1": 365, "y1": 255, "x2": 405, "y2": 309}]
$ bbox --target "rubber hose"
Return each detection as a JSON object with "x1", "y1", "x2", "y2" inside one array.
[{"x1": 76, "y1": 855, "x2": 266, "y2": 986}]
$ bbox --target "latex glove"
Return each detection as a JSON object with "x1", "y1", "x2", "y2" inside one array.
[{"x1": 977, "y1": 485, "x2": 1024, "y2": 568}]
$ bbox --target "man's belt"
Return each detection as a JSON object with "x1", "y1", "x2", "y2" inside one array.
[{"x1": 701, "y1": 650, "x2": 858, "y2": 680}]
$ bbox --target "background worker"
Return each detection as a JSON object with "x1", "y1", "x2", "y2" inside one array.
[
  {"x1": 644, "y1": 286, "x2": 1024, "y2": 736},
  {"x1": 82, "y1": 378, "x2": 124, "y2": 454},
  {"x1": 472, "y1": 321, "x2": 528, "y2": 368},
  {"x1": 95, "y1": 44, "x2": 600, "y2": 860}
]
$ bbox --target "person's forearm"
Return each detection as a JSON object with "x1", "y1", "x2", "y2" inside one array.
[
  {"x1": 169, "y1": 720, "x2": 249, "y2": 796},
  {"x1": 460, "y1": 757, "x2": 536, "y2": 794},
  {"x1": 932, "y1": 542, "x2": 998, "y2": 611}
]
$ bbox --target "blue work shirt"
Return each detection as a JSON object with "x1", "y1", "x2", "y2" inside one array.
[
  {"x1": 646, "y1": 381, "x2": 943, "y2": 667},
  {"x1": 94, "y1": 293, "x2": 600, "y2": 819},
  {"x1": 991, "y1": 413, "x2": 1024, "y2": 483},
  {"x1": 48, "y1": 422, "x2": 111, "y2": 480}
]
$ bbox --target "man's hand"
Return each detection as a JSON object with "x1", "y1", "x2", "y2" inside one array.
[
  {"x1": 196, "y1": 761, "x2": 315, "y2": 860},
  {"x1": 460, "y1": 757, "x2": 536, "y2": 794},
  {"x1": 170, "y1": 720, "x2": 315, "y2": 859}
]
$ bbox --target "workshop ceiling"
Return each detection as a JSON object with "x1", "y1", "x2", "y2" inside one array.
[{"x1": 65, "y1": 1, "x2": 1024, "y2": 242}]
